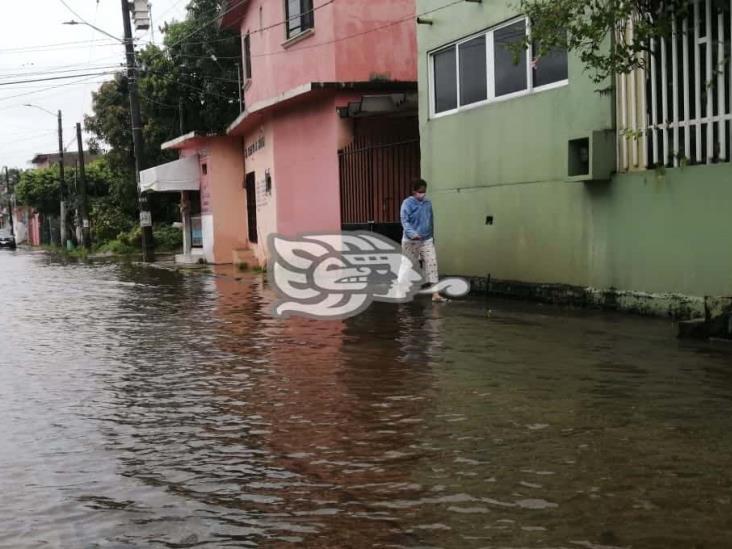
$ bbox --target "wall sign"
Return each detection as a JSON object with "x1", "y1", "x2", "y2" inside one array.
[{"x1": 245, "y1": 134, "x2": 265, "y2": 158}]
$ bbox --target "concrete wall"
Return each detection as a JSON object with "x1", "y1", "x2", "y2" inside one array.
[
  {"x1": 243, "y1": 118, "x2": 278, "y2": 265},
  {"x1": 417, "y1": 0, "x2": 732, "y2": 314},
  {"x1": 240, "y1": 0, "x2": 337, "y2": 105},
  {"x1": 333, "y1": 0, "x2": 416, "y2": 82},
  {"x1": 239, "y1": 0, "x2": 417, "y2": 109},
  {"x1": 174, "y1": 138, "x2": 247, "y2": 265},
  {"x1": 273, "y1": 95, "x2": 343, "y2": 237},
  {"x1": 208, "y1": 138, "x2": 248, "y2": 264}
]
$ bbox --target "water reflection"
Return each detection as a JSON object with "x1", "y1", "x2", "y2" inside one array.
[{"x1": 1, "y1": 253, "x2": 732, "y2": 548}]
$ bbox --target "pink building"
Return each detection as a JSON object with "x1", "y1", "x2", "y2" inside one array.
[
  {"x1": 223, "y1": 0, "x2": 419, "y2": 265},
  {"x1": 142, "y1": 0, "x2": 419, "y2": 265}
]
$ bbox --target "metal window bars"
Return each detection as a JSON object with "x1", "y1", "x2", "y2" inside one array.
[{"x1": 618, "y1": 0, "x2": 732, "y2": 171}]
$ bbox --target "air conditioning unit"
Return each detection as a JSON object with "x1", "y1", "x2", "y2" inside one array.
[
  {"x1": 133, "y1": 0, "x2": 151, "y2": 31},
  {"x1": 567, "y1": 130, "x2": 616, "y2": 182}
]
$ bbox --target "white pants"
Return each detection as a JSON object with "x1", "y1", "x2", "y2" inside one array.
[{"x1": 398, "y1": 238, "x2": 439, "y2": 289}]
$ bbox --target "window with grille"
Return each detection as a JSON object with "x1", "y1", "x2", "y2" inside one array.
[
  {"x1": 644, "y1": 0, "x2": 732, "y2": 167},
  {"x1": 285, "y1": 0, "x2": 314, "y2": 39}
]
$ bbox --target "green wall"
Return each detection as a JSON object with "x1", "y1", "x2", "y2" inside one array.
[{"x1": 418, "y1": 0, "x2": 732, "y2": 302}]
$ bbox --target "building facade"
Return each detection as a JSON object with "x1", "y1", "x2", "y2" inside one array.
[
  {"x1": 142, "y1": 0, "x2": 419, "y2": 266},
  {"x1": 222, "y1": 0, "x2": 419, "y2": 265},
  {"x1": 418, "y1": 0, "x2": 732, "y2": 317}
]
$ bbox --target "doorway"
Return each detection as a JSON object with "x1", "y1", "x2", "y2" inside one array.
[{"x1": 245, "y1": 172, "x2": 258, "y2": 244}]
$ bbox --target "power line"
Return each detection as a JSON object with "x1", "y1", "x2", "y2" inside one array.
[
  {"x1": 0, "y1": 42, "x2": 122, "y2": 56},
  {"x1": 136, "y1": 0, "x2": 190, "y2": 43},
  {"x1": 58, "y1": 0, "x2": 92, "y2": 27},
  {"x1": 252, "y1": 0, "x2": 465, "y2": 58},
  {"x1": 0, "y1": 39, "x2": 119, "y2": 53},
  {"x1": 0, "y1": 65, "x2": 122, "y2": 81},
  {"x1": 0, "y1": 75, "x2": 112, "y2": 105},
  {"x1": 0, "y1": 72, "x2": 119, "y2": 87}
]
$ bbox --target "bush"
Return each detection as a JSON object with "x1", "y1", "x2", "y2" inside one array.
[
  {"x1": 153, "y1": 224, "x2": 183, "y2": 251},
  {"x1": 91, "y1": 198, "x2": 134, "y2": 244},
  {"x1": 117, "y1": 224, "x2": 142, "y2": 247},
  {"x1": 96, "y1": 239, "x2": 136, "y2": 255}
]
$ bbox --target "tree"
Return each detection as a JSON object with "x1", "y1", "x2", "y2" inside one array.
[
  {"x1": 520, "y1": 0, "x2": 689, "y2": 87},
  {"x1": 84, "y1": 0, "x2": 240, "y2": 226},
  {"x1": 85, "y1": 0, "x2": 240, "y2": 170},
  {"x1": 15, "y1": 167, "x2": 61, "y2": 217}
]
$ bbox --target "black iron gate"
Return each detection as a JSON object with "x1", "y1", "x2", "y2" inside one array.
[{"x1": 339, "y1": 137, "x2": 420, "y2": 242}]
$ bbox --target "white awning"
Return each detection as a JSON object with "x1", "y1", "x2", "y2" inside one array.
[{"x1": 139, "y1": 155, "x2": 200, "y2": 193}]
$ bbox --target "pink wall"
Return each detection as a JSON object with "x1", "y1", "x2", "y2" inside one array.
[
  {"x1": 333, "y1": 0, "x2": 416, "y2": 82},
  {"x1": 242, "y1": 119, "x2": 277, "y2": 264},
  {"x1": 29, "y1": 212, "x2": 41, "y2": 246},
  {"x1": 171, "y1": 138, "x2": 247, "y2": 264},
  {"x1": 240, "y1": 0, "x2": 337, "y2": 106},
  {"x1": 273, "y1": 95, "x2": 342, "y2": 236},
  {"x1": 208, "y1": 138, "x2": 248, "y2": 264},
  {"x1": 238, "y1": 0, "x2": 416, "y2": 108}
]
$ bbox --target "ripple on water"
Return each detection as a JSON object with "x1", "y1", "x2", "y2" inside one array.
[{"x1": 1, "y1": 255, "x2": 732, "y2": 547}]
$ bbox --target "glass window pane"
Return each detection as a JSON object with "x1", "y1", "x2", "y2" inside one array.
[
  {"x1": 494, "y1": 20, "x2": 527, "y2": 97},
  {"x1": 301, "y1": 0, "x2": 314, "y2": 31},
  {"x1": 459, "y1": 35, "x2": 487, "y2": 106},
  {"x1": 434, "y1": 46, "x2": 458, "y2": 113},
  {"x1": 533, "y1": 46, "x2": 568, "y2": 87},
  {"x1": 287, "y1": 0, "x2": 301, "y2": 35}
]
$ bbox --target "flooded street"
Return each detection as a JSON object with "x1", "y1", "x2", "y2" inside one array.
[{"x1": 1, "y1": 250, "x2": 732, "y2": 548}]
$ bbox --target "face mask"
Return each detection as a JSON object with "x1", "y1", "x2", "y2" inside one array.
[{"x1": 415, "y1": 192, "x2": 426, "y2": 201}]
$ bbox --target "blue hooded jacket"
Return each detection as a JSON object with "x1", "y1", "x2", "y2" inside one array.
[{"x1": 400, "y1": 196, "x2": 434, "y2": 241}]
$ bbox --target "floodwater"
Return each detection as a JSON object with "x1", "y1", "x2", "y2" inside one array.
[{"x1": 1, "y1": 250, "x2": 731, "y2": 549}]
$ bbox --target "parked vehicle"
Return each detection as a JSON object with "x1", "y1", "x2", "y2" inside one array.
[{"x1": 0, "y1": 229, "x2": 16, "y2": 250}]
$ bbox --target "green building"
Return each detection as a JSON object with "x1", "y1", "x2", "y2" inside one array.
[{"x1": 418, "y1": 0, "x2": 732, "y2": 318}]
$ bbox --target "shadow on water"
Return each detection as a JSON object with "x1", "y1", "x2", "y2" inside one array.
[{"x1": 1, "y1": 253, "x2": 732, "y2": 548}]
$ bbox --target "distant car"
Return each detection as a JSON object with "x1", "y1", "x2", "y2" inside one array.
[{"x1": 0, "y1": 230, "x2": 16, "y2": 250}]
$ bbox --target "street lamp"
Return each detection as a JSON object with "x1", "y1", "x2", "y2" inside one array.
[
  {"x1": 23, "y1": 104, "x2": 68, "y2": 248},
  {"x1": 62, "y1": 20, "x2": 124, "y2": 43}
]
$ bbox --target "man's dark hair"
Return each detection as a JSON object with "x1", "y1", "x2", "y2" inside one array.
[{"x1": 411, "y1": 178, "x2": 428, "y2": 192}]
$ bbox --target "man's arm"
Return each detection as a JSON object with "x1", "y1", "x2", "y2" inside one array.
[{"x1": 400, "y1": 201, "x2": 419, "y2": 240}]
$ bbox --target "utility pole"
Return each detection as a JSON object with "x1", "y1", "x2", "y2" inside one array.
[
  {"x1": 57, "y1": 110, "x2": 67, "y2": 248},
  {"x1": 121, "y1": 0, "x2": 154, "y2": 262},
  {"x1": 76, "y1": 123, "x2": 90, "y2": 249},
  {"x1": 4, "y1": 167, "x2": 14, "y2": 238}
]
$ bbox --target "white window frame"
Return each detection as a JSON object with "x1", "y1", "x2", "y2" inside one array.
[{"x1": 428, "y1": 16, "x2": 569, "y2": 119}]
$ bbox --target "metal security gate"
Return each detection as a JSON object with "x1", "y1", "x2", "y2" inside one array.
[{"x1": 339, "y1": 137, "x2": 420, "y2": 242}]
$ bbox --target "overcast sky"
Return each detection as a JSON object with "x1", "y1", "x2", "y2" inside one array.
[{"x1": 0, "y1": 0, "x2": 189, "y2": 168}]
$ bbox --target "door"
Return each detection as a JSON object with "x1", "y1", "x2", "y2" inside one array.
[
  {"x1": 245, "y1": 172, "x2": 258, "y2": 244},
  {"x1": 338, "y1": 137, "x2": 421, "y2": 242}
]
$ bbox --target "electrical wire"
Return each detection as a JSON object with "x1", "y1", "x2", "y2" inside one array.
[
  {"x1": 0, "y1": 75, "x2": 112, "y2": 106},
  {"x1": 58, "y1": 0, "x2": 92, "y2": 27},
  {"x1": 0, "y1": 65, "x2": 122, "y2": 81},
  {"x1": 0, "y1": 39, "x2": 119, "y2": 53},
  {"x1": 0, "y1": 72, "x2": 119, "y2": 87},
  {"x1": 252, "y1": 0, "x2": 465, "y2": 58}
]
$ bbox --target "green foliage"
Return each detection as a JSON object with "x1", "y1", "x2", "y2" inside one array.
[
  {"x1": 15, "y1": 167, "x2": 61, "y2": 216},
  {"x1": 153, "y1": 224, "x2": 183, "y2": 251},
  {"x1": 117, "y1": 224, "x2": 143, "y2": 247},
  {"x1": 96, "y1": 239, "x2": 137, "y2": 255},
  {"x1": 519, "y1": 0, "x2": 689, "y2": 86},
  {"x1": 82, "y1": 0, "x2": 239, "y2": 232},
  {"x1": 90, "y1": 196, "x2": 134, "y2": 243},
  {"x1": 85, "y1": 0, "x2": 240, "y2": 174}
]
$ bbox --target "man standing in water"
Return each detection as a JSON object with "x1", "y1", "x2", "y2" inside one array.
[{"x1": 398, "y1": 179, "x2": 447, "y2": 302}]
